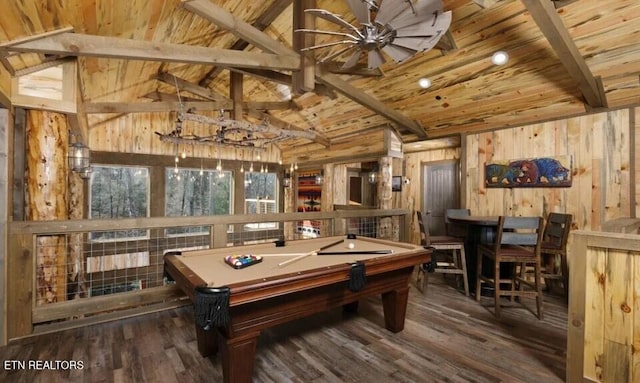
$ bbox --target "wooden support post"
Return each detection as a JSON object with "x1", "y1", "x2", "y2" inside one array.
[
  {"x1": 25, "y1": 110, "x2": 69, "y2": 305},
  {"x1": 377, "y1": 157, "x2": 393, "y2": 240}
]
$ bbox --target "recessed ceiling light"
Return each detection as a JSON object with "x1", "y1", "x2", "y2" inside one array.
[
  {"x1": 418, "y1": 77, "x2": 432, "y2": 89},
  {"x1": 491, "y1": 51, "x2": 509, "y2": 65}
]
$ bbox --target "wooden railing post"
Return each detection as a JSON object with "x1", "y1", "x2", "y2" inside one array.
[
  {"x1": 212, "y1": 223, "x2": 227, "y2": 248},
  {"x1": 7, "y1": 233, "x2": 34, "y2": 340}
]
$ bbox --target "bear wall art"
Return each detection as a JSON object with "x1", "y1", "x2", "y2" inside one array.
[{"x1": 485, "y1": 156, "x2": 572, "y2": 188}]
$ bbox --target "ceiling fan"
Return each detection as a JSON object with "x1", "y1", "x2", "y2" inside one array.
[{"x1": 297, "y1": 0, "x2": 452, "y2": 69}]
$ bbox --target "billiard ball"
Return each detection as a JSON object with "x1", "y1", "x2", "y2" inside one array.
[{"x1": 348, "y1": 242, "x2": 355, "y2": 249}]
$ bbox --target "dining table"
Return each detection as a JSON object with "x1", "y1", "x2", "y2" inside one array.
[{"x1": 446, "y1": 215, "x2": 500, "y2": 295}]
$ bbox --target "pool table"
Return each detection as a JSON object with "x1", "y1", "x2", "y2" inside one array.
[{"x1": 164, "y1": 235, "x2": 431, "y2": 383}]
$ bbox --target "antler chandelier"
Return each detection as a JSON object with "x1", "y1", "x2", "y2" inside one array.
[
  {"x1": 298, "y1": 0, "x2": 452, "y2": 69},
  {"x1": 155, "y1": 111, "x2": 317, "y2": 150}
]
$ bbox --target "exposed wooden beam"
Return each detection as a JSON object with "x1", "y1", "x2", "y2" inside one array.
[
  {"x1": 230, "y1": 71, "x2": 243, "y2": 120},
  {"x1": 143, "y1": 91, "x2": 202, "y2": 103},
  {"x1": 13, "y1": 57, "x2": 75, "y2": 78},
  {"x1": 246, "y1": 109, "x2": 330, "y2": 147},
  {"x1": 230, "y1": 68, "x2": 291, "y2": 86},
  {"x1": 403, "y1": 136, "x2": 461, "y2": 153},
  {"x1": 227, "y1": 67, "x2": 337, "y2": 99},
  {"x1": 157, "y1": 72, "x2": 299, "y2": 110},
  {"x1": 86, "y1": 100, "x2": 297, "y2": 114},
  {"x1": 316, "y1": 67, "x2": 426, "y2": 139},
  {"x1": 434, "y1": 29, "x2": 458, "y2": 53},
  {"x1": 198, "y1": 0, "x2": 292, "y2": 87},
  {"x1": 292, "y1": 0, "x2": 316, "y2": 94},
  {"x1": 521, "y1": 0, "x2": 606, "y2": 108},
  {"x1": 182, "y1": 0, "x2": 423, "y2": 139},
  {"x1": 66, "y1": 61, "x2": 89, "y2": 143},
  {"x1": 320, "y1": 62, "x2": 383, "y2": 77},
  {"x1": 181, "y1": 0, "x2": 292, "y2": 57},
  {"x1": 156, "y1": 72, "x2": 229, "y2": 102},
  {"x1": 552, "y1": 0, "x2": 579, "y2": 8},
  {"x1": 4, "y1": 32, "x2": 299, "y2": 71},
  {"x1": 85, "y1": 101, "x2": 233, "y2": 113}
]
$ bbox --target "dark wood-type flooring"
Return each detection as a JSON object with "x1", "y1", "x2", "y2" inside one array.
[{"x1": 0, "y1": 273, "x2": 567, "y2": 383}]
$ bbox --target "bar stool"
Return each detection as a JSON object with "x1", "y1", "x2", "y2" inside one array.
[
  {"x1": 476, "y1": 216, "x2": 544, "y2": 319},
  {"x1": 541, "y1": 213, "x2": 572, "y2": 300},
  {"x1": 416, "y1": 211, "x2": 469, "y2": 296}
]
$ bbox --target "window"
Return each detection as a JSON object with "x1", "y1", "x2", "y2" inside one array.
[
  {"x1": 244, "y1": 171, "x2": 278, "y2": 229},
  {"x1": 89, "y1": 165, "x2": 149, "y2": 240},
  {"x1": 165, "y1": 167, "x2": 232, "y2": 235}
]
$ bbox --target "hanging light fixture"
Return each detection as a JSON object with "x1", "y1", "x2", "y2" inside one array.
[
  {"x1": 283, "y1": 173, "x2": 292, "y2": 188},
  {"x1": 68, "y1": 135, "x2": 91, "y2": 179},
  {"x1": 315, "y1": 170, "x2": 324, "y2": 185}
]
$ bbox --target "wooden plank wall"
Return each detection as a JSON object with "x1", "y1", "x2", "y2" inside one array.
[
  {"x1": 464, "y1": 109, "x2": 633, "y2": 230},
  {"x1": 88, "y1": 112, "x2": 281, "y2": 163},
  {"x1": 567, "y1": 230, "x2": 640, "y2": 383}
]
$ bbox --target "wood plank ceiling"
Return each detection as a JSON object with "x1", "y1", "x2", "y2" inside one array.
[{"x1": 1, "y1": 0, "x2": 639, "y2": 156}]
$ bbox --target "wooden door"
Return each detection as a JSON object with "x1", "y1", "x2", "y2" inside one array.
[{"x1": 422, "y1": 160, "x2": 459, "y2": 235}]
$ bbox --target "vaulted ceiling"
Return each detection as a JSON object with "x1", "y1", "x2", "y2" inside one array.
[{"x1": 1, "y1": 0, "x2": 639, "y2": 156}]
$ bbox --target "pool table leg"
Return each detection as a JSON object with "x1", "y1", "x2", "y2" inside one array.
[
  {"x1": 381, "y1": 286, "x2": 410, "y2": 332},
  {"x1": 220, "y1": 331, "x2": 260, "y2": 383}
]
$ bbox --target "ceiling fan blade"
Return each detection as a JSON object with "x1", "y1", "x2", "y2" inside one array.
[
  {"x1": 375, "y1": 0, "x2": 407, "y2": 25},
  {"x1": 394, "y1": 22, "x2": 437, "y2": 38},
  {"x1": 300, "y1": 40, "x2": 358, "y2": 52},
  {"x1": 391, "y1": 37, "x2": 429, "y2": 51},
  {"x1": 368, "y1": 49, "x2": 386, "y2": 69},
  {"x1": 305, "y1": 9, "x2": 364, "y2": 38},
  {"x1": 382, "y1": 44, "x2": 415, "y2": 63},
  {"x1": 416, "y1": 11, "x2": 452, "y2": 50},
  {"x1": 346, "y1": 0, "x2": 370, "y2": 24},
  {"x1": 318, "y1": 45, "x2": 358, "y2": 63},
  {"x1": 295, "y1": 28, "x2": 359, "y2": 41},
  {"x1": 343, "y1": 49, "x2": 364, "y2": 68},
  {"x1": 388, "y1": 0, "x2": 443, "y2": 30}
]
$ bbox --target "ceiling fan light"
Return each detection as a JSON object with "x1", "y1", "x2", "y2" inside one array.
[
  {"x1": 418, "y1": 77, "x2": 431, "y2": 89},
  {"x1": 491, "y1": 51, "x2": 509, "y2": 65}
]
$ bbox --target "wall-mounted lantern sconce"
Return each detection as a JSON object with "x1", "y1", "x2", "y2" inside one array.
[
  {"x1": 68, "y1": 139, "x2": 91, "y2": 179},
  {"x1": 368, "y1": 163, "x2": 379, "y2": 184},
  {"x1": 283, "y1": 173, "x2": 292, "y2": 188},
  {"x1": 315, "y1": 170, "x2": 324, "y2": 186}
]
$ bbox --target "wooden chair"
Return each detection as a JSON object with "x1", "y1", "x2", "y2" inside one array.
[
  {"x1": 476, "y1": 216, "x2": 544, "y2": 319},
  {"x1": 416, "y1": 211, "x2": 469, "y2": 296},
  {"x1": 445, "y1": 208, "x2": 471, "y2": 238},
  {"x1": 541, "y1": 213, "x2": 572, "y2": 299}
]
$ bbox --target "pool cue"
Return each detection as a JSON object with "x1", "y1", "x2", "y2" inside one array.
[
  {"x1": 277, "y1": 238, "x2": 345, "y2": 267},
  {"x1": 277, "y1": 249, "x2": 318, "y2": 267},
  {"x1": 256, "y1": 252, "x2": 314, "y2": 257},
  {"x1": 317, "y1": 249, "x2": 393, "y2": 255}
]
